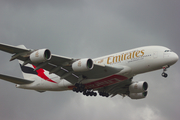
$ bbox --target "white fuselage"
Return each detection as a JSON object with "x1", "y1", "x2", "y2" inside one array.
[{"x1": 17, "y1": 46, "x2": 179, "y2": 91}]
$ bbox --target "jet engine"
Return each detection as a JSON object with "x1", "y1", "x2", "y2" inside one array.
[
  {"x1": 30, "y1": 49, "x2": 51, "y2": 63},
  {"x1": 129, "y1": 81, "x2": 148, "y2": 93},
  {"x1": 72, "y1": 58, "x2": 94, "y2": 72},
  {"x1": 129, "y1": 91, "x2": 148, "y2": 99}
]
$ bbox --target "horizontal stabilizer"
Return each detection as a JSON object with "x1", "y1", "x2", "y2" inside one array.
[{"x1": 0, "y1": 74, "x2": 34, "y2": 84}]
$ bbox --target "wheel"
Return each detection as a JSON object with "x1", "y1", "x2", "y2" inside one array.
[
  {"x1": 164, "y1": 73, "x2": 168, "y2": 78},
  {"x1": 161, "y1": 73, "x2": 164, "y2": 77},
  {"x1": 89, "y1": 92, "x2": 93, "y2": 96},
  {"x1": 76, "y1": 88, "x2": 80, "y2": 92},
  {"x1": 83, "y1": 91, "x2": 87, "y2": 95},
  {"x1": 106, "y1": 93, "x2": 109, "y2": 97},
  {"x1": 86, "y1": 92, "x2": 90, "y2": 96},
  {"x1": 162, "y1": 73, "x2": 168, "y2": 78},
  {"x1": 79, "y1": 90, "x2": 83, "y2": 93},
  {"x1": 93, "y1": 92, "x2": 97, "y2": 96},
  {"x1": 72, "y1": 88, "x2": 76, "y2": 92}
]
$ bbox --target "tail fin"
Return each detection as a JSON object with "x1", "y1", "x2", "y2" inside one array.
[
  {"x1": 18, "y1": 60, "x2": 57, "y2": 83},
  {"x1": 18, "y1": 60, "x2": 38, "y2": 80}
]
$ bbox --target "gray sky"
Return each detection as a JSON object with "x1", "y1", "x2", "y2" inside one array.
[{"x1": 0, "y1": 0, "x2": 180, "y2": 120}]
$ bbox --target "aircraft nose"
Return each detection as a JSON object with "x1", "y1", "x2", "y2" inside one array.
[{"x1": 172, "y1": 52, "x2": 179, "y2": 63}]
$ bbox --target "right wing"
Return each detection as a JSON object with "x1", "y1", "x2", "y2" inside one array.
[{"x1": 0, "y1": 74, "x2": 34, "y2": 84}]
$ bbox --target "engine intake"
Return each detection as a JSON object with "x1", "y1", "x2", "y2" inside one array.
[
  {"x1": 30, "y1": 49, "x2": 51, "y2": 63},
  {"x1": 72, "y1": 58, "x2": 94, "y2": 72},
  {"x1": 129, "y1": 91, "x2": 148, "y2": 99},
  {"x1": 129, "y1": 81, "x2": 148, "y2": 93}
]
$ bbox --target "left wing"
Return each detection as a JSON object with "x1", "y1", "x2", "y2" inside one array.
[{"x1": 0, "y1": 43, "x2": 123, "y2": 84}]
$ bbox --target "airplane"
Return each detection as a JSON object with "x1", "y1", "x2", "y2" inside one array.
[{"x1": 0, "y1": 43, "x2": 178, "y2": 99}]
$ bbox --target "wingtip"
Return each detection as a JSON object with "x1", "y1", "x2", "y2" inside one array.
[{"x1": 16, "y1": 44, "x2": 26, "y2": 48}]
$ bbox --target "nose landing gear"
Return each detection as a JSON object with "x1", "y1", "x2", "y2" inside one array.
[
  {"x1": 162, "y1": 65, "x2": 169, "y2": 78},
  {"x1": 162, "y1": 72, "x2": 168, "y2": 78}
]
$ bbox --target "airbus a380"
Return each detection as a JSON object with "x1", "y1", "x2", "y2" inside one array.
[{"x1": 0, "y1": 43, "x2": 178, "y2": 99}]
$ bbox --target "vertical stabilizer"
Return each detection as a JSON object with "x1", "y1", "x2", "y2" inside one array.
[
  {"x1": 18, "y1": 60, "x2": 38, "y2": 80},
  {"x1": 18, "y1": 60, "x2": 58, "y2": 83},
  {"x1": 17, "y1": 44, "x2": 58, "y2": 83}
]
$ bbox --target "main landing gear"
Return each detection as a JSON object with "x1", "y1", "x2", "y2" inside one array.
[
  {"x1": 72, "y1": 83, "x2": 110, "y2": 97},
  {"x1": 162, "y1": 65, "x2": 169, "y2": 78},
  {"x1": 72, "y1": 83, "x2": 97, "y2": 97},
  {"x1": 99, "y1": 92, "x2": 109, "y2": 97}
]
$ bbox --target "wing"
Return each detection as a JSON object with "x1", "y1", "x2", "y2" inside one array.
[
  {"x1": 0, "y1": 43, "x2": 123, "y2": 84},
  {"x1": 95, "y1": 78, "x2": 134, "y2": 98},
  {"x1": 97, "y1": 78, "x2": 148, "y2": 99},
  {"x1": 0, "y1": 74, "x2": 34, "y2": 84}
]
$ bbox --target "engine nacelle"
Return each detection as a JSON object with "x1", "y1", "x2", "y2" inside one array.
[
  {"x1": 30, "y1": 49, "x2": 51, "y2": 63},
  {"x1": 72, "y1": 58, "x2": 94, "y2": 72},
  {"x1": 129, "y1": 91, "x2": 148, "y2": 99},
  {"x1": 129, "y1": 81, "x2": 148, "y2": 93}
]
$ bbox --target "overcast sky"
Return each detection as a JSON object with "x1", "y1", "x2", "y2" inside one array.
[{"x1": 0, "y1": 1, "x2": 180, "y2": 120}]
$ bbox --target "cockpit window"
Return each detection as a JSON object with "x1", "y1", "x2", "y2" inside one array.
[{"x1": 164, "y1": 50, "x2": 172, "y2": 52}]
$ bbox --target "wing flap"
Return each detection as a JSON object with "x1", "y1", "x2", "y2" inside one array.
[
  {"x1": 50, "y1": 54, "x2": 73, "y2": 66},
  {"x1": 0, "y1": 74, "x2": 34, "y2": 84}
]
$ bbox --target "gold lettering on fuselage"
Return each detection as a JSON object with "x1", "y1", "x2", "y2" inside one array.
[{"x1": 107, "y1": 50, "x2": 145, "y2": 64}]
